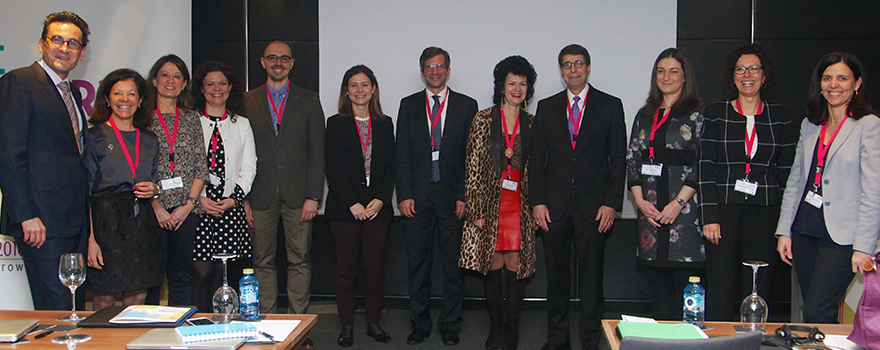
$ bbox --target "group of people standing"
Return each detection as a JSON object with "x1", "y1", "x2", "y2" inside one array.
[{"x1": 1, "y1": 10, "x2": 879, "y2": 350}]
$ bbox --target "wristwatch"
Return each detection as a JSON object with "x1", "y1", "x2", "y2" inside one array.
[
  {"x1": 186, "y1": 196, "x2": 198, "y2": 205},
  {"x1": 306, "y1": 197, "x2": 322, "y2": 205},
  {"x1": 674, "y1": 196, "x2": 686, "y2": 207}
]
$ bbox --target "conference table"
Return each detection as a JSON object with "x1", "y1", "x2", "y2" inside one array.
[
  {"x1": 602, "y1": 319, "x2": 854, "y2": 350},
  {"x1": 0, "y1": 310, "x2": 316, "y2": 349}
]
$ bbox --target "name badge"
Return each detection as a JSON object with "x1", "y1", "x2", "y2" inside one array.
[
  {"x1": 209, "y1": 174, "x2": 222, "y2": 186},
  {"x1": 641, "y1": 163, "x2": 663, "y2": 176},
  {"x1": 734, "y1": 179, "x2": 758, "y2": 196},
  {"x1": 365, "y1": 175, "x2": 371, "y2": 187},
  {"x1": 502, "y1": 179, "x2": 518, "y2": 191},
  {"x1": 160, "y1": 176, "x2": 184, "y2": 191},
  {"x1": 805, "y1": 191, "x2": 824, "y2": 208},
  {"x1": 432, "y1": 151, "x2": 440, "y2": 161}
]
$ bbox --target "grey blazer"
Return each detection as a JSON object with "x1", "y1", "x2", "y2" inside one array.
[{"x1": 775, "y1": 114, "x2": 880, "y2": 253}]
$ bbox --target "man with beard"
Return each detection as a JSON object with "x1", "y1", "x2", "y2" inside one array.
[
  {"x1": 243, "y1": 41, "x2": 325, "y2": 342},
  {"x1": 395, "y1": 46, "x2": 478, "y2": 346}
]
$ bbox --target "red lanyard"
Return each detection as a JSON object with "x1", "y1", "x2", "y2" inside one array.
[
  {"x1": 565, "y1": 90, "x2": 588, "y2": 149},
  {"x1": 108, "y1": 117, "x2": 141, "y2": 182},
  {"x1": 500, "y1": 107, "x2": 520, "y2": 177},
  {"x1": 266, "y1": 83, "x2": 290, "y2": 129},
  {"x1": 204, "y1": 108, "x2": 228, "y2": 168},
  {"x1": 814, "y1": 116, "x2": 847, "y2": 188},
  {"x1": 155, "y1": 105, "x2": 179, "y2": 171},
  {"x1": 649, "y1": 106, "x2": 672, "y2": 159},
  {"x1": 354, "y1": 114, "x2": 372, "y2": 163},
  {"x1": 736, "y1": 99, "x2": 764, "y2": 175},
  {"x1": 425, "y1": 88, "x2": 448, "y2": 150}
]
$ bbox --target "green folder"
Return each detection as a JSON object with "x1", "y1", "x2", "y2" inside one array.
[{"x1": 617, "y1": 322, "x2": 705, "y2": 340}]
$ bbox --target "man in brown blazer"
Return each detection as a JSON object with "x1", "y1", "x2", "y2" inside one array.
[{"x1": 243, "y1": 41, "x2": 325, "y2": 326}]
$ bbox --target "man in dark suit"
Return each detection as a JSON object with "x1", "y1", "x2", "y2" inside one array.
[
  {"x1": 396, "y1": 46, "x2": 478, "y2": 346},
  {"x1": 243, "y1": 41, "x2": 325, "y2": 324},
  {"x1": 0, "y1": 11, "x2": 91, "y2": 310},
  {"x1": 530, "y1": 44, "x2": 627, "y2": 350}
]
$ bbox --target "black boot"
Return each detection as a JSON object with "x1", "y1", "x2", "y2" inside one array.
[
  {"x1": 484, "y1": 269, "x2": 504, "y2": 350},
  {"x1": 502, "y1": 268, "x2": 525, "y2": 350}
]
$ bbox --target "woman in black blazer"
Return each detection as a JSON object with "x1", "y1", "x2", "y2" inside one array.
[
  {"x1": 698, "y1": 44, "x2": 797, "y2": 321},
  {"x1": 325, "y1": 65, "x2": 395, "y2": 347}
]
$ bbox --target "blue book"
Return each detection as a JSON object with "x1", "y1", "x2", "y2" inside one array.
[{"x1": 175, "y1": 323, "x2": 258, "y2": 343}]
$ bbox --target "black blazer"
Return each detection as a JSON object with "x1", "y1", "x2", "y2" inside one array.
[
  {"x1": 0, "y1": 62, "x2": 90, "y2": 239},
  {"x1": 698, "y1": 100, "x2": 797, "y2": 225},
  {"x1": 324, "y1": 114, "x2": 395, "y2": 222},
  {"x1": 529, "y1": 85, "x2": 627, "y2": 221},
  {"x1": 395, "y1": 89, "x2": 478, "y2": 214}
]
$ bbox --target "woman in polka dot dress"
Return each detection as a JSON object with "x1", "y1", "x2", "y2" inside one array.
[{"x1": 191, "y1": 61, "x2": 257, "y2": 312}]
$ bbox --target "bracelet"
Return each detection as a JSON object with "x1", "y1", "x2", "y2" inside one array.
[{"x1": 674, "y1": 196, "x2": 686, "y2": 207}]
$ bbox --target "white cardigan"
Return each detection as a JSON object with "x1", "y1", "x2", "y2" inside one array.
[{"x1": 199, "y1": 113, "x2": 258, "y2": 198}]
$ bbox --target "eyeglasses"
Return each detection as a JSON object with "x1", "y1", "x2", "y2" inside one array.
[
  {"x1": 561, "y1": 60, "x2": 586, "y2": 69},
  {"x1": 45, "y1": 35, "x2": 82, "y2": 50},
  {"x1": 735, "y1": 65, "x2": 763, "y2": 75},
  {"x1": 263, "y1": 55, "x2": 293, "y2": 63},
  {"x1": 423, "y1": 63, "x2": 447, "y2": 71}
]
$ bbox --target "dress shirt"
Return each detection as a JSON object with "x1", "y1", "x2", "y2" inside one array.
[
  {"x1": 267, "y1": 81, "x2": 290, "y2": 133},
  {"x1": 39, "y1": 59, "x2": 84, "y2": 139},
  {"x1": 426, "y1": 87, "x2": 449, "y2": 137},
  {"x1": 566, "y1": 85, "x2": 590, "y2": 132}
]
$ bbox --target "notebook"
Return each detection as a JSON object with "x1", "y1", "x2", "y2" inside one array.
[
  {"x1": 175, "y1": 323, "x2": 258, "y2": 343},
  {"x1": 78, "y1": 305, "x2": 197, "y2": 328},
  {"x1": 616, "y1": 321, "x2": 707, "y2": 340},
  {"x1": 0, "y1": 319, "x2": 38, "y2": 342},
  {"x1": 126, "y1": 328, "x2": 246, "y2": 350}
]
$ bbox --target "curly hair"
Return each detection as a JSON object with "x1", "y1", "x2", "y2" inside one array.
[
  {"x1": 42, "y1": 11, "x2": 90, "y2": 47},
  {"x1": 806, "y1": 52, "x2": 873, "y2": 125},
  {"x1": 147, "y1": 54, "x2": 194, "y2": 109},
  {"x1": 492, "y1": 55, "x2": 537, "y2": 108},
  {"x1": 191, "y1": 61, "x2": 245, "y2": 118},
  {"x1": 90, "y1": 69, "x2": 153, "y2": 129},
  {"x1": 722, "y1": 44, "x2": 776, "y2": 95}
]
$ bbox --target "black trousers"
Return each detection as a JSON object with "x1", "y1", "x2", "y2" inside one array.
[
  {"x1": 705, "y1": 204, "x2": 778, "y2": 321},
  {"x1": 542, "y1": 194, "x2": 607, "y2": 349},
  {"x1": 791, "y1": 231, "x2": 855, "y2": 323},
  {"x1": 15, "y1": 233, "x2": 88, "y2": 310},
  {"x1": 403, "y1": 182, "x2": 464, "y2": 332},
  {"x1": 329, "y1": 219, "x2": 390, "y2": 326},
  {"x1": 146, "y1": 210, "x2": 198, "y2": 306},
  {"x1": 644, "y1": 265, "x2": 706, "y2": 321}
]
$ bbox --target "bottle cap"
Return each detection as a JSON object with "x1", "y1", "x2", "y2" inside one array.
[
  {"x1": 688, "y1": 276, "x2": 700, "y2": 283},
  {"x1": 243, "y1": 268, "x2": 254, "y2": 274}
]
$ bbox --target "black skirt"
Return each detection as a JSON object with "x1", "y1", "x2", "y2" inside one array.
[{"x1": 87, "y1": 191, "x2": 165, "y2": 292}]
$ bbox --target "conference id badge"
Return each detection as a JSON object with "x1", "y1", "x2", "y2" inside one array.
[
  {"x1": 641, "y1": 163, "x2": 663, "y2": 176},
  {"x1": 209, "y1": 174, "x2": 222, "y2": 186},
  {"x1": 160, "y1": 176, "x2": 183, "y2": 191},
  {"x1": 432, "y1": 150, "x2": 440, "y2": 161},
  {"x1": 502, "y1": 179, "x2": 518, "y2": 191},
  {"x1": 734, "y1": 179, "x2": 758, "y2": 196},
  {"x1": 133, "y1": 198, "x2": 140, "y2": 217},
  {"x1": 365, "y1": 175, "x2": 371, "y2": 187},
  {"x1": 805, "y1": 191, "x2": 823, "y2": 208}
]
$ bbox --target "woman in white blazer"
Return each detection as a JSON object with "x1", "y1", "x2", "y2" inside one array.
[
  {"x1": 775, "y1": 52, "x2": 880, "y2": 323},
  {"x1": 190, "y1": 61, "x2": 257, "y2": 312}
]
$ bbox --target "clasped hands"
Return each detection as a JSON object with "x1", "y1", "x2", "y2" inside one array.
[{"x1": 350, "y1": 199, "x2": 383, "y2": 221}]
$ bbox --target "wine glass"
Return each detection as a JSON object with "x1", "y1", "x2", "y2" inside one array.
[
  {"x1": 52, "y1": 334, "x2": 91, "y2": 350},
  {"x1": 740, "y1": 261, "x2": 769, "y2": 331},
  {"x1": 212, "y1": 253, "x2": 239, "y2": 323},
  {"x1": 58, "y1": 253, "x2": 87, "y2": 322}
]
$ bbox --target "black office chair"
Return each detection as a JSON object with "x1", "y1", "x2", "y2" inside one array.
[{"x1": 619, "y1": 330, "x2": 763, "y2": 350}]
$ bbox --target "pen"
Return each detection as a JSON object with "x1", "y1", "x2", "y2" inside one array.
[
  {"x1": 259, "y1": 331, "x2": 274, "y2": 341},
  {"x1": 35, "y1": 330, "x2": 54, "y2": 339}
]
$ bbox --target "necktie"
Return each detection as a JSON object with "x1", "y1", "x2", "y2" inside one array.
[
  {"x1": 569, "y1": 96, "x2": 581, "y2": 145},
  {"x1": 431, "y1": 95, "x2": 441, "y2": 182},
  {"x1": 58, "y1": 81, "x2": 82, "y2": 154}
]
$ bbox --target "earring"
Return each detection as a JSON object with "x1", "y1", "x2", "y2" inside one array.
[{"x1": 856, "y1": 90, "x2": 859, "y2": 95}]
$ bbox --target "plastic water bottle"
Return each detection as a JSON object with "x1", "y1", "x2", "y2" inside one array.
[
  {"x1": 239, "y1": 268, "x2": 259, "y2": 320},
  {"x1": 683, "y1": 276, "x2": 705, "y2": 328}
]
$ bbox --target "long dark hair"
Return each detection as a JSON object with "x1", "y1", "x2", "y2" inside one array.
[
  {"x1": 492, "y1": 55, "x2": 537, "y2": 108},
  {"x1": 191, "y1": 61, "x2": 245, "y2": 118},
  {"x1": 639, "y1": 48, "x2": 700, "y2": 119},
  {"x1": 806, "y1": 52, "x2": 873, "y2": 125},
  {"x1": 337, "y1": 65, "x2": 384, "y2": 119},
  {"x1": 147, "y1": 54, "x2": 194, "y2": 109},
  {"x1": 90, "y1": 68, "x2": 153, "y2": 129}
]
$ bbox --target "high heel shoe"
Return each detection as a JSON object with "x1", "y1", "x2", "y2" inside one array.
[
  {"x1": 337, "y1": 325, "x2": 353, "y2": 348},
  {"x1": 367, "y1": 323, "x2": 391, "y2": 343}
]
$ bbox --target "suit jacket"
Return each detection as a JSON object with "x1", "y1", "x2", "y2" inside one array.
[
  {"x1": 243, "y1": 82, "x2": 325, "y2": 210},
  {"x1": 775, "y1": 115, "x2": 880, "y2": 254},
  {"x1": 395, "y1": 88, "x2": 478, "y2": 214},
  {"x1": 698, "y1": 101, "x2": 797, "y2": 225},
  {"x1": 0, "y1": 62, "x2": 90, "y2": 239},
  {"x1": 324, "y1": 114, "x2": 395, "y2": 222},
  {"x1": 529, "y1": 85, "x2": 627, "y2": 221}
]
